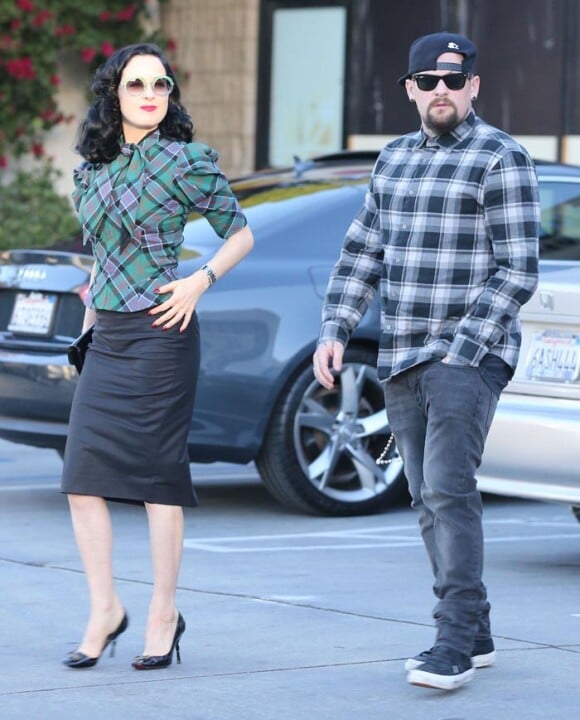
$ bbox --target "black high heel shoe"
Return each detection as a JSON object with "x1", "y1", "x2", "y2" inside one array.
[
  {"x1": 132, "y1": 612, "x2": 186, "y2": 670},
  {"x1": 62, "y1": 612, "x2": 129, "y2": 669}
]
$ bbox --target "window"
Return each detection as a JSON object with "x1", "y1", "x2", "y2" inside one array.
[
  {"x1": 261, "y1": 4, "x2": 347, "y2": 167},
  {"x1": 539, "y1": 180, "x2": 580, "y2": 260}
]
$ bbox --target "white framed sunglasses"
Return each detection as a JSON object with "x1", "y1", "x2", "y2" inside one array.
[{"x1": 119, "y1": 76, "x2": 175, "y2": 97}]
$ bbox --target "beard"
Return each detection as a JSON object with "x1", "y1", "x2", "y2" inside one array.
[{"x1": 424, "y1": 101, "x2": 460, "y2": 136}]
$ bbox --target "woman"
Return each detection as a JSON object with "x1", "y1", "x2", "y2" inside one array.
[{"x1": 61, "y1": 43, "x2": 253, "y2": 670}]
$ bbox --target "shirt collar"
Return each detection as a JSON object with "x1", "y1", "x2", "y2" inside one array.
[
  {"x1": 417, "y1": 110, "x2": 477, "y2": 149},
  {"x1": 120, "y1": 128, "x2": 160, "y2": 157}
]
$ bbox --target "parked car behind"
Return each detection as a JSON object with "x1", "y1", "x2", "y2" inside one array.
[{"x1": 1, "y1": 152, "x2": 579, "y2": 517}]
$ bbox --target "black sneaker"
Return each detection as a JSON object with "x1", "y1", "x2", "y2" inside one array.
[
  {"x1": 406, "y1": 644, "x2": 475, "y2": 690},
  {"x1": 405, "y1": 636, "x2": 495, "y2": 671}
]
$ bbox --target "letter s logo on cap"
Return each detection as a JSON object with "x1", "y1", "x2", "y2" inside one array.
[{"x1": 448, "y1": 42, "x2": 460, "y2": 50}]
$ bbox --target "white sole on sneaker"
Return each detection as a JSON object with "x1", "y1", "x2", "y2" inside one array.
[
  {"x1": 472, "y1": 649, "x2": 496, "y2": 668},
  {"x1": 407, "y1": 665, "x2": 475, "y2": 690},
  {"x1": 405, "y1": 648, "x2": 496, "y2": 672},
  {"x1": 404, "y1": 657, "x2": 426, "y2": 672},
  {"x1": 405, "y1": 658, "x2": 424, "y2": 672}
]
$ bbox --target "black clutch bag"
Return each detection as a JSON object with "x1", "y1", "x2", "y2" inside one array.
[{"x1": 67, "y1": 325, "x2": 94, "y2": 374}]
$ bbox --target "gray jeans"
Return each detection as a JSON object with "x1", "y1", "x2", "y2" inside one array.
[{"x1": 384, "y1": 356, "x2": 511, "y2": 655}]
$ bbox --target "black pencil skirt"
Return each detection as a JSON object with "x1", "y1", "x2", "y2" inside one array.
[{"x1": 61, "y1": 309, "x2": 200, "y2": 507}]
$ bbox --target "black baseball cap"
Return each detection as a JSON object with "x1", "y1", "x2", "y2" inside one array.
[{"x1": 398, "y1": 32, "x2": 477, "y2": 85}]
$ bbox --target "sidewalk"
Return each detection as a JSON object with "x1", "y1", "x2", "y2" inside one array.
[{"x1": 1, "y1": 440, "x2": 579, "y2": 719}]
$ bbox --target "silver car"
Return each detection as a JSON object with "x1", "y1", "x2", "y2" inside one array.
[{"x1": 479, "y1": 163, "x2": 580, "y2": 512}]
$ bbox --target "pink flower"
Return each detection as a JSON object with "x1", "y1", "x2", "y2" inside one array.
[
  {"x1": 6, "y1": 57, "x2": 36, "y2": 80},
  {"x1": 32, "y1": 10, "x2": 53, "y2": 27},
  {"x1": 16, "y1": 0, "x2": 35, "y2": 12},
  {"x1": 80, "y1": 47, "x2": 97, "y2": 63},
  {"x1": 49, "y1": 74, "x2": 60, "y2": 86},
  {"x1": 10, "y1": 19, "x2": 22, "y2": 31},
  {"x1": 42, "y1": 111, "x2": 63, "y2": 126},
  {"x1": 0, "y1": 156, "x2": 8, "y2": 169},
  {"x1": 55, "y1": 24, "x2": 75, "y2": 37},
  {"x1": 116, "y1": 4, "x2": 136, "y2": 21},
  {"x1": 166, "y1": 38, "x2": 177, "y2": 52},
  {"x1": 31, "y1": 142, "x2": 44, "y2": 158},
  {"x1": 99, "y1": 11, "x2": 112, "y2": 21},
  {"x1": 101, "y1": 41, "x2": 114, "y2": 57}
]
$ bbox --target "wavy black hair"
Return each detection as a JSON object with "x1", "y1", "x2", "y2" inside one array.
[{"x1": 76, "y1": 43, "x2": 194, "y2": 163}]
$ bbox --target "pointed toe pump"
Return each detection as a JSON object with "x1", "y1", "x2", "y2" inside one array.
[
  {"x1": 132, "y1": 612, "x2": 186, "y2": 670},
  {"x1": 63, "y1": 612, "x2": 129, "y2": 669}
]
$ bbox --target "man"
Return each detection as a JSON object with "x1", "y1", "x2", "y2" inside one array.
[{"x1": 313, "y1": 32, "x2": 540, "y2": 691}]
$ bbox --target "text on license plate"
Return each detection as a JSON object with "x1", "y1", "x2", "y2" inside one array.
[
  {"x1": 525, "y1": 330, "x2": 580, "y2": 382},
  {"x1": 8, "y1": 292, "x2": 56, "y2": 336}
]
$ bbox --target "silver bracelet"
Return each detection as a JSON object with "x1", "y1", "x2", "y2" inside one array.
[{"x1": 200, "y1": 264, "x2": 217, "y2": 287}]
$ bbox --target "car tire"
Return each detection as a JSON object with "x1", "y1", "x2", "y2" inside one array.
[{"x1": 256, "y1": 346, "x2": 406, "y2": 516}]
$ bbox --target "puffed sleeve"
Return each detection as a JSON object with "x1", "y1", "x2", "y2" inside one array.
[
  {"x1": 71, "y1": 161, "x2": 92, "y2": 212},
  {"x1": 173, "y1": 142, "x2": 247, "y2": 239}
]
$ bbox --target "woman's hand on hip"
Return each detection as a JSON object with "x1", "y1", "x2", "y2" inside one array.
[{"x1": 149, "y1": 275, "x2": 205, "y2": 332}]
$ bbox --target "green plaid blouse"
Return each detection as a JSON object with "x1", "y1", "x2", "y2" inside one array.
[{"x1": 72, "y1": 130, "x2": 247, "y2": 311}]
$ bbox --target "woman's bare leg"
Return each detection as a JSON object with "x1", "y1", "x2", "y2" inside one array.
[
  {"x1": 67, "y1": 494, "x2": 125, "y2": 657},
  {"x1": 141, "y1": 502, "x2": 184, "y2": 655}
]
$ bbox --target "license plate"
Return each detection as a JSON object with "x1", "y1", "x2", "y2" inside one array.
[
  {"x1": 8, "y1": 292, "x2": 56, "y2": 336},
  {"x1": 525, "y1": 330, "x2": 580, "y2": 382}
]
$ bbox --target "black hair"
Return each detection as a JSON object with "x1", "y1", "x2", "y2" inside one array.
[{"x1": 76, "y1": 43, "x2": 194, "y2": 163}]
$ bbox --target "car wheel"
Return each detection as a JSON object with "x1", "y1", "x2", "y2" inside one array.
[{"x1": 256, "y1": 346, "x2": 406, "y2": 515}]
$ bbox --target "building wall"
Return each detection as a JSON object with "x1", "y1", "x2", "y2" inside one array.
[
  {"x1": 13, "y1": 0, "x2": 580, "y2": 202},
  {"x1": 161, "y1": 0, "x2": 260, "y2": 178},
  {"x1": 344, "y1": 0, "x2": 580, "y2": 164},
  {"x1": 42, "y1": 53, "x2": 90, "y2": 199},
  {"x1": 257, "y1": 0, "x2": 580, "y2": 166}
]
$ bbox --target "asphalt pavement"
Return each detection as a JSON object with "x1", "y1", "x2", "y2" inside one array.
[{"x1": 1, "y1": 438, "x2": 579, "y2": 720}]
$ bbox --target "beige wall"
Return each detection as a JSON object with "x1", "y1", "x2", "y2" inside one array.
[
  {"x1": 45, "y1": 53, "x2": 91, "y2": 199},
  {"x1": 161, "y1": 0, "x2": 260, "y2": 179}
]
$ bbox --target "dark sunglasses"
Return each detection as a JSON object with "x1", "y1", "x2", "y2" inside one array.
[{"x1": 412, "y1": 73, "x2": 470, "y2": 91}]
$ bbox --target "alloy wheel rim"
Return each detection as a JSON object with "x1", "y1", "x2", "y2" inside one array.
[{"x1": 293, "y1": 362, "x2": 403, "y2": 503}]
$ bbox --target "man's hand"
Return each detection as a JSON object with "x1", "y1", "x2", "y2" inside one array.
[
  {"x1": 441, "y1": 355, "x2": 470, "y2": 366},
  {"x1": 313, "y1": 341, "x2": 344, "y2": 389}
]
